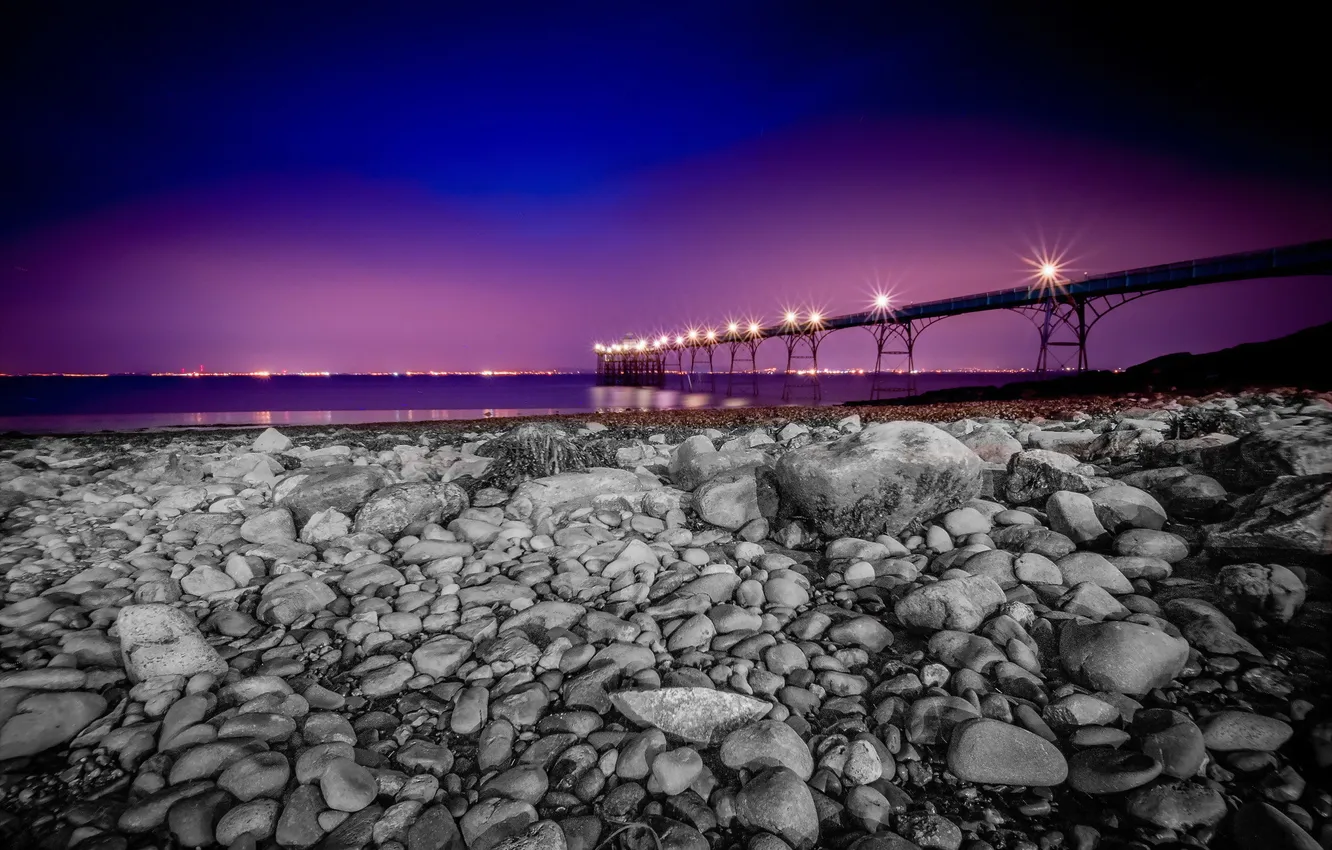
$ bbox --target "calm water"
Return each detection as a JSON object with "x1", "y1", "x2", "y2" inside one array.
[{"x1": 0, "y1": 372, "x2": 1033, "y2": 433}]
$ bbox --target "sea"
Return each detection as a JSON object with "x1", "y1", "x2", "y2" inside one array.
[{"x1": 0, "y1": 372, "x2": 1038, "y2": 434}]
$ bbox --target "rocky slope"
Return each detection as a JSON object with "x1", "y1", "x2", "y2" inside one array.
[
  {"x1": 851, "y1": 321, "x2": 1332, "y2": 407},
  {"x1": 0, "y1": 392, "x2": 1329, "y2": 850}
]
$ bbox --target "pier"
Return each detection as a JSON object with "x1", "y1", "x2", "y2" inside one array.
[{"x1": 593, "y1": 239, "x2": 1332, "y2": 400}]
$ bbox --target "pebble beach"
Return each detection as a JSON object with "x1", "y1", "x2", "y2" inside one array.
[{"x1": 1, "y1": 390, "x2": 1329, "y2": 850}]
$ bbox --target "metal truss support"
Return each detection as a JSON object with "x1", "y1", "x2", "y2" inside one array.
[
  {"x1": 688, "y1": 344, "x2": 717, "y2": 394},
  {"x1": 663, "y1": 346, "x2": 688, "y2": 391},
  {"x1": 726, "y1": 339, "x2": 763, "y2": 397},
  {"x1": 781, "y1": 331, "x2": 830, "y2": 402},
  {"x1": 1012, "y1": 290, "x2": 1156, "y2": 376},
  {"x1": 865, "y1": 317, "x2": 940, "y2": 398}
]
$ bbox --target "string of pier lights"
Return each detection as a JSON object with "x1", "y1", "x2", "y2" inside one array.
[{"x1": 592, "y1": 293, "x2": 902, "y2": 355}]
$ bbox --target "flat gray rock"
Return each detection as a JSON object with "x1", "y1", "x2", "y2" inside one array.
[{"x1": 610, "y1": 687, "x2": 771, "y2": 747}]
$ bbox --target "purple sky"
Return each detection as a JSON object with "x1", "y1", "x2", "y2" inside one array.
[
  {"x1": 2, "y1": 5, "x2": 1330, "y2": 375},
  {"x1": 3, "y1": 119, "x2": 1328, "y2": 374}
]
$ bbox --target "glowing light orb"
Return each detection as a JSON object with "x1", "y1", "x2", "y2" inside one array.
[
  {"x1": 748, "y1": 322, "x2": 761, "y2": 334},
  {"x1": 727, "y1": 322, "x2": 739, "y2": 333},
  {"x1": 675, "y1": 335, "x2": 684, "y2": 344},
  {"x1": 1040, "y1": 262, "x2": 1059, "y2": 280},
  {"x1": 687, "y1": 329, "x2": 699, "y2": 340},
  {"x1": 784, "y1": 311, "x2": 798, "y2": 324},
  {"x1": 874, "y1": 294, "x2": 890, "y2": 309},
  {"x1": 808, "y1": 311, "x2": 822, "y2": 324},
  {"x1": 705, "y1": 330, "x2": 717, "y2": 341}
]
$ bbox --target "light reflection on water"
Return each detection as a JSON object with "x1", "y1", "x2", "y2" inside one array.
[
  {"x1": 0, "y1": 408, "x2": 592, "y2": 434},
  {"x1": 0, "y1": 372, "x2": 1020, "y2": 434}
]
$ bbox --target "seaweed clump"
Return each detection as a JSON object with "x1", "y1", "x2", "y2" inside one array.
[{"x1": 475, "y1": 423, "x2": 594, "y2": 489}]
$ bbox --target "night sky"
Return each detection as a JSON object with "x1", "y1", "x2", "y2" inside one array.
[{"x1": 2, "y1": 2, "x2": 1329, "y2": 374}]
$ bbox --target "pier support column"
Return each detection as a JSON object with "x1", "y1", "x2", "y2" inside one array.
[
  {"x1": 1015, "y1": 291, "x2": 1155, "y2": 376},
  {"x1": 689, "y1": 344, "x2": 718, "y2": 394},
  {"x1": 781, "y1": 331, "x2": 828, "y2": 402},
  {"x1": 665, "y1": 346, "x2": 687, "y2": 390},
  {"x1": 865, "y1": 317, "x2": 939, "y2": 398},
  {"x1": 726, "y1": 339, "x2": 762, "y2": 397}
]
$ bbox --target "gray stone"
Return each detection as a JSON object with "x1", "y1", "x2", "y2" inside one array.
[
  {"x1": 0, "y1": 691, "x2": 107, "y2": 761},
  {"x1": 1045, "y1": 491, "x2": 1108, "y2": 546},
  {"x1": 256, "y1": 576, "x2": 337, "y2": 626},
  {"x1": 1056, "y1": 552, "x2": 1133, "y2": 594},
  {"x1": 1088, "y1": 485, "x2": 1167, "y2": 532},
  {"x1": 240, "y1": 507, "x2": 297, "y2": 543},
  {"x1": 353, "y1": 482, "x2": 468, "y2": 538},
  {"x1": 274, "y1": 464, "x2": 390, "y2": 527},
  {"x1": 693, "y1": 469, "x2": 770, "y2": 531},
  {"x1": 1198, "y1": 710, "x2": 1293, "y2": 752},
  {"x1": 611, "y1": 687, "x2": 772, "y2": 747},
  {"x1": 1059, "y1": 621, "x2": 1189, "y2": 695},
  {"x1": 720, "y1": 719, "x2": 815, "y2": 780},
  {"x1": 1125, "y1": 782, "x2": 1226, "y2": 830},
  {"x1": 251, "y1": 427, "x2": 292, "y2": 453},
  {"x1": 669, "y1": 436, "x2": 769, "y2": 491},
  {"x1": 774, "y1": 422, "x2": 982, "y2": 538},
  {"x1": 735, "y1": 767, "x2": 819, "y2": 850},
  {"x1": 1005, "y1": 450, "x2": 1097, "y2": 504},
  {"x1": 1216, "y1": 563, "x2": 1306, "y2": 627},
  {"x1": 894, "y1": 575, "x2": 1005, "y2": 633},
  {"x1": 116, "y1": 603, "x2": 227, "y2": 682},
  {"x1": 1205, "y1": 474, "x2": 1332, "y2": 565},
  {"x1": 508, "y1": 469, "x2": 647, "y2": 520},
  {"x1": 946, "y1": 718, "x2": 1067, "y2": 786}
]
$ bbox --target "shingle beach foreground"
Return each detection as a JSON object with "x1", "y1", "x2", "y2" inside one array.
[{"x1": 1, "y1": 392, "x2": 1329, "y2": 850}]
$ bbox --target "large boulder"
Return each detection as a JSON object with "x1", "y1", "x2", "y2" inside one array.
[
  {"x1": 1220, "y1": 420, "x2": 1332, "y2": 489},
  {"x1": 273, "y1": 466, "x2": 391, "y2": 527},
  {"x1": 353, "y1": 482, "x2": 468, "y2": 538},
  {"x1": 1059, "y1": 621, "x2": 1189, "y2": 695},
  {"x1": 1204, "y1": 474, "x2": 1331, "y2": 565},
  {"x1": 774, "y1": 422, "x2": 982, "y2": 538}
]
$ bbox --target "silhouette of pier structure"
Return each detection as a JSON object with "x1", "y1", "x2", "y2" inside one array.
[{"x1": 593, "y1": 239, "x2": 1332, "y2": 401}]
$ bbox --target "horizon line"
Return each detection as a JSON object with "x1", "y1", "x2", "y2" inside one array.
[{"x1": 0, "y1": 367, "x2": 1066, "y2": 378}]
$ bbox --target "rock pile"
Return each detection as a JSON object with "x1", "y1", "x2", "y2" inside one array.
[{"x1": 0, "y1": 400, "x2": 1328, "y2": 850}]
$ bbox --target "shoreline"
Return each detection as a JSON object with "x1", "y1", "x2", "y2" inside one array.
[{"x1": 3, "y1": 386, "x2": 1328, "y2": 446}]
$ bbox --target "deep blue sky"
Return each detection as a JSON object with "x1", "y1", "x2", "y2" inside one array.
[{"x1": 2, "y1": 2, "x2": 1328, "y2": 372}]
